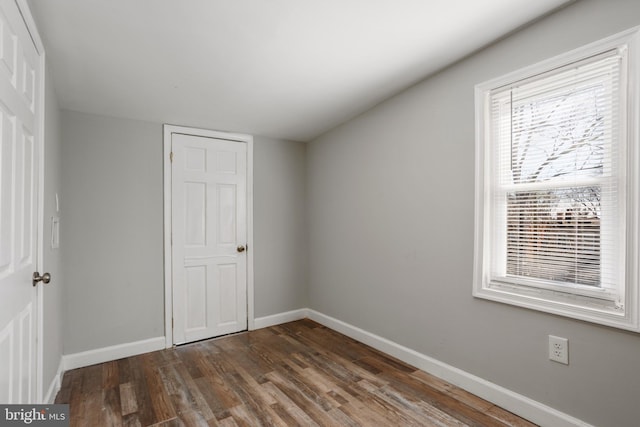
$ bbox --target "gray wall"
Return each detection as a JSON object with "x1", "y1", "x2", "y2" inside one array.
[
  {"x1": 42, "y1": 64, "x2": 63, "y2": 398},
  {"x1": 306, "y1": 1, "x2": 640, "y2": 426},
  {"x1": 61, "y1": 112, "x2": 308, "y2": 353},
  {"x1": 61, "y1": 112, "x2": 165, "y2": 353},
  {"x1": 254, "y1": 137, "x2": 308, "y2": 317}
]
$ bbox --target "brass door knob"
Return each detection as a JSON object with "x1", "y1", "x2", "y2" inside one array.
[{"x1": 237, "y1": 245, "x2": 246, "y2": 253}]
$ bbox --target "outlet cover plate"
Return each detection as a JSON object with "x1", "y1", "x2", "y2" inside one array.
[{"x1": 549, "y1": 335, "x2": 569, "y2": 364}]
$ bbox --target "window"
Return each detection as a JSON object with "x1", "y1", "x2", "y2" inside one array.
[{"x1": 474, "y1": 28, "x2": 640, "y2": 331}]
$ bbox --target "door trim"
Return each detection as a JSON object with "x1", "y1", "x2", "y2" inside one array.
[{"x1": 163, "y1": 125, "x2": 254, "y2": 348}]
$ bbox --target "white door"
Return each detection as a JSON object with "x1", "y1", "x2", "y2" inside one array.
[
  {"x1": 171, "y1": 132, "x2": 248, "y2": 344},
  {"x1": 0, "y1": 0, "x2": 43, "y2": 404}
]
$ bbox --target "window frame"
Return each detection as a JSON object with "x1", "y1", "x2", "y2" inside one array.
[{"x1": 473, "y1": 27, "x2": 640, "y2": 332}]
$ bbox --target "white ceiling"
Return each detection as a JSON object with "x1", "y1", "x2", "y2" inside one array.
[{"x1": 28, "y1": 0, "x2": 570, "y2": 142}]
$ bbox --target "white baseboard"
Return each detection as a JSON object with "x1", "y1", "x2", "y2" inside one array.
[
  {"x1": 43, "y1": 358, "x2": 64, "y2": 404},
  {"x1": 306, "y1": 309, "x2": 592, "y2": 427},
  {"x1": 253, "y1": 308, "x2": 308, "y2": 329},
  {"x1": 62, "y1": 336, "x2": 166, "y2": 371}
]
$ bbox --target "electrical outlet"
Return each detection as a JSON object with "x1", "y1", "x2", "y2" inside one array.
[{"x1": 549, "y1": 335, "x2": 569, "y2": 365}]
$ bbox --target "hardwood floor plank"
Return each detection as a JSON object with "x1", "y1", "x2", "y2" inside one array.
[
  {"x1": 147, "y1": 417, "x2": 180, "y2": 427},
  {"x1": 216, "y1": 417, "x2": 239, "y2": 427},
  {"x1": 157, "y1": 363, "x2": 199, "y2": 416},
  {"x1": 360, "y1": 380, "x2": 467, "y2": 427},
  {"x1": 227, "y1": 404, "x2": 265, "y2": 427},
  {"x1": 261, "y1": 381, "x2": 321, "y2": 427},
  {"x1": 174, "y1": 409, "x2": 210, "y2": 426},
  {"x1": 325, "y1": 407, "x2": 361, "y2": 427},
  {"x1": 120, "y1": 382, "x2": 139, "y2": 416},
  {"x1": 486, "y1": 405, "x2": 538, "y2": 427},
  {"x1": 269, "y1": 401, "x2": 314, "y2": 427},
  {"x1": 55, "y1": 320, "x2": 537, "y2": 427},
  {"x1": 122, "y1": 413, "x2": 143, "y2": 427},
  {"x1": 192, "y1": 354, "x2": 242, "y2": 420},
  {"x1": 338, "y1": 399, "x2": 403, "y2": 427},
  {"x1": 222, "y1": 361, "x2": 281, "y2": 415},
  {"x1": 102, "y1": 386, "x2": 124, "y2": 427},
  {"x1": 212, "y1": 335, "x2": 276, "y2": 382},
  {"x1": 264, "y1": 370, "x2": 340, "y2": 426},
  {"x1": 118, "y1": 357, "x2": 134, "y2": 385},
  {"x1": 103, "y1": 360, "x2": 120, "y2": 389},
  {"x1": 295, "y1": 348, "x2": 384, "y2": 392},
  {"x1": 79, "y1": 391, "x2": 105, "y2": 427},
  {"x1": 271, "y1": 360, "x2": 335, "y2": 412},
  {"x1": 175, "y1": 344, "x2": 205, "y2": 380},
  {"x1": 128, "y1": 355, "x2": 159, "y2": 426},
  {"x1": 412, "y1": 370, "x2": 495, "y2": 413},
  {"x1": 54, "y1": 367, "x2": 77, "y2": 404},
  {"x1": 173, "y1": 362, "x2": 217, "y2": 422},
  {"x1": 193, "y1": 376, "x2": 233, "y2": 422},
  {"x1": 141, "y1": 354, "x2": 177, "y2": 423},
  {"x1": 360, "y1": 356, "x2": 510, "y2": 427},
  {"x1": 81, "y1": 364, "x2": 102, "y2": 394},
  {"x1": 65, "y1": 371, "x2": 86, "y2": 424},
  {"x1": 225, "y1": 371, "x2": 288, "y2": 426}
]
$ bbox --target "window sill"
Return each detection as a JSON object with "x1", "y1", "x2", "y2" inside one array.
[{"x1": 473, "y1": 280, "x2": 638, "y2": 332}]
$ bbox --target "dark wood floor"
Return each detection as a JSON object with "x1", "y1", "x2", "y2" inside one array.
[{"x1": 55, "y1": 319, "x2": 536, "y2": 426}]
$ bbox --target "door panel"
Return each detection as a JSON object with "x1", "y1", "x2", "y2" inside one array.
[
  {"x1": 184, "y1": 182, "x2": 205, "y2": 246},
  {"x1": 172, "y1": 133, "x2": 247, "y2": 344},
  {"x1": 0, "y1": 0, "x2": 41, "y2": 404},
  {"x1": 217, "y1": 184, "x2": 237, "y2": 244},
  {"x1": 218, "y1": 263, "x2": 238, "y2": 323},
  {"x1": 185, "y1": 265, "x2": 207, "y2": 330}
]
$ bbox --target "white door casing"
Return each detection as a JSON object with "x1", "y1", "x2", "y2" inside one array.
[
  {"x1": 164, "y1": 125, "x2": 253, "y2": 346},
  {"x1": 0, "y1": 0, "x2": 45, "y2": 404}
]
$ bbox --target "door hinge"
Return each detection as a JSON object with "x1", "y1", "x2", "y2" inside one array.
[
  {"x1": 170, "y1": 152, "x2": 174, "y2": 162},
  {"x1": 172, "y1": 317, "x2": 174, "y2": 329}
]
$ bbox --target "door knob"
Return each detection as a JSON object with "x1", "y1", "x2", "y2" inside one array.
[
  {"x1": 33, "y1": 271, "x2": 51, "y2": 287},
  {"x1": 237, "y1": 245, "x2": 246, "y2": 253}
]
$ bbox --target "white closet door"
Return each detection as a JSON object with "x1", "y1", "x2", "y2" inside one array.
[{"x1": 171, "y1": 133, "x2": 248, "y2": 344}]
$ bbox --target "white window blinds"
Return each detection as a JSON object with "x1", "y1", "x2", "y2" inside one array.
[{"x1": 487, "y1": 49, "x2": 625, "y2": 298}]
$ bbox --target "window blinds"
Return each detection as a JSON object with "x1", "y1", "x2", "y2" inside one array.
[{"x1": 488, "y1": 49, "x2": 624, "y2": 294}]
